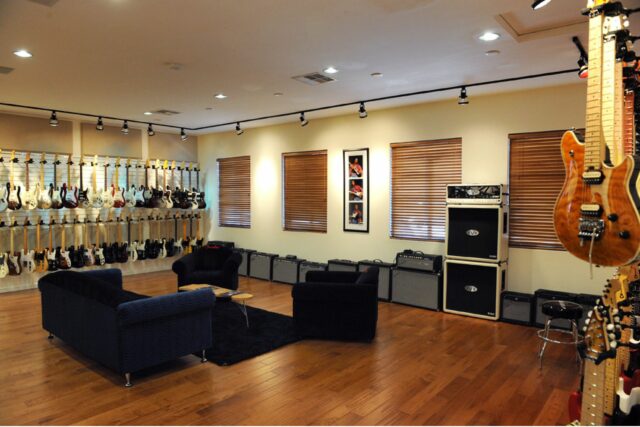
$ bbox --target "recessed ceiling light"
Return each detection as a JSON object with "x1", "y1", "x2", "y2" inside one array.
[
  {"x1": 14, "y1": 49, "x2": 32, "y2": 58},
  {"x1": 273, "y1": 92, "x2": 283, "y2": 97},
  {"x1": 205, "y1": 107, "x2": 213, "y2": 110},
  {"x1": 479, "y1": 32, "x2": 500, "y2": 42},
  {"x1": 323, "y1": 66, "x2": 339, "y2": 74},
  {"x1": 370, "y1": 72, "x2": 383, "y2": 78},
  {"x1": 214, "y1": 93, "x2": 227, "y2": 99},
  {"x1": 485, "y1": 50, "x2": 500, "y2": 56},
  {"x1": 143, "y1": 111, "x2": 152, "y2": 115}
]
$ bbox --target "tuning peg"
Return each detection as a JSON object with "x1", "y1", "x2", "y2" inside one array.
[
  {"x1": 614, "y1": 316, "x2": 621, "y2": 323},
  {"x1": 607, "y1": 324, "x2": 614, "y2": 331},
  {"x1": 588, "y1": 310, "x2": 594, "y2": 318},
  {"x1": 583, "y1": 326, "x2": 588, "y2": 333},
  {"x1": 611, "y1": 341, "x2": 618, "y2": 349},
  {"x1": 609, "y1": 333, "x2": 617, "y2": 340}
]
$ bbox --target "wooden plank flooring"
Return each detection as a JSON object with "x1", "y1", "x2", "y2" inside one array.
[{"x1": 0, "y1": 271, "x2": 580, "y2": 425}]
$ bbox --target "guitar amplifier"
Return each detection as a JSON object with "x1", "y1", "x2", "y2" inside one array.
[
  {"x1": 443, "y1": 259, "x2": 506, "y2": 320},
  {"x1": 327, "y1": 259, "x2": 358, "y2": 272},
  {"x1": 446, "y1": 205, "x2": 508, "y2": 263},
  {"x1": 534, "y1": 289, "x2": 578, "y2": 330},
  {"x1": 395, "y1": 250, "x2": 442, "y2": 273},
  {"x1": 207, "y1": 240, "x2": 235, "y2": 249},
  {"x1": 358, "y1": 259, "x2": 394, "y2": 301},
  {"x1": 249, "y1": 252, "x2": 278, "y2": 281},
  {"x1": 391, "y1": 268, "x2": 442, "y2": 310},
  {"x1": 299, "y1": 261, "x2": 328, "y2": 281},
  {"x1": 446, "y1": 184, "x2": 506, "y2": 205},
  {"x1": 577, "y1": 293, "x2": 599, "y2": 333},
  {"x1": 272, "y1": 256, "x2": 305, "y2": 285},
  {"x1": 500, "y1": 291, "x2": 535, "y2": 326},
  {"x1": 235, "y1": 248, "x2": 255, "y2": 276}
]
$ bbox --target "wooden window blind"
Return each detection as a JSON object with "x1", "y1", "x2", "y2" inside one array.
[
  {"x1": 283, "y1": 150, "x2": 327, "y2": 233},
  {"x1": 217, "y1": 156, "x2": 251, "y2": 228},
  {"x1": 390, "y1": 138, "x2": 462, "y2": 241},
  {"x1": 508, "y1": 130, "x2": 576, "y2": 250}
]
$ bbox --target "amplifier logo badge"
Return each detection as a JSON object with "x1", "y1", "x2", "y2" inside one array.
[
  {"x1": 464, "y1": 285, "x2": 478, "y2": 293},
  {"x1": 466, "y1": 229, "x2": 480, "y2": 237}
]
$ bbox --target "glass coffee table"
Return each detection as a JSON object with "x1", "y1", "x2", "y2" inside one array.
[{"x1": 178, "y1": 284, "x2": 253, "y2": 327}]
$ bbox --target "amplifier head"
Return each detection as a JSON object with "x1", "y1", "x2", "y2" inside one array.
[{"x1": 446, "y1": 184, "x2": 505, "y2": 205}]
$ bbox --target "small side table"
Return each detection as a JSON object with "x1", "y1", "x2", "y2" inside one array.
[{"x1": 179, "y1": 284, "x2": 253, "y2": 328}]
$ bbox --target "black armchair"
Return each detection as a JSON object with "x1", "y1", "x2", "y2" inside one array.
[
  {"x1": 172, "y1": 247, "x2": 242, "y2": 290},
  {"x1": 292, "y1": 268, "x2": 379, "y2": 341}
]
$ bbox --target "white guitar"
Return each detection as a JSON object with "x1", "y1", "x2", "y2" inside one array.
[
  {"x1": 20, "y1": 220, "x2": 35, "y2": 273},
  {"x1": 0, "y1": 224, "x2": 8, "y2": 278},
  {"x1": 123, "y1": 159, "x2": 136, "y2": 208},
  {"x1": 8, "y1": 223, "x2": 21, "y2": 275},
  {"x1": 37, "y1": 152, "x2": 52, "y2": 209},
  {"x1": 101, "y1": 157, "x2": 114, "y2": 208},
  {"x1": 0, "y1": 150, "x2": 8, "y2": 213},
  {"x1": 90, "y1": 155, "x2": 104, "y2": 209},
  {"x1": 22, "y1": 152, "x2": 38, "y2": 210}
]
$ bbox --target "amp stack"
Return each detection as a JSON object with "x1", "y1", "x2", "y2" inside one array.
[{"x1": 443, "y1": 184, "x2": 508, "y2": 320}]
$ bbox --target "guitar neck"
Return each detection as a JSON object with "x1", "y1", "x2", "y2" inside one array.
[
  {"x1": 624, "y1": 90, "x2": 635, "y2": 156},
  {"x1": 584, "y1": 12, "x2": 605, "y2": 170},
  {"x1": 602, "y1": 32, "x2": 619, "y2": 165},
  {"x1": 581, "y1": 360, "x2": 606, "y2": 425},
  {"x1": 36, "y1": 223, "x2": 41, "y2": 251},
  {"x1": 61, "y1": 224, "x2": 66, "y2": 249},
  {"x1": 23, "y1": 226, "x2": 28, "y2": 251}
]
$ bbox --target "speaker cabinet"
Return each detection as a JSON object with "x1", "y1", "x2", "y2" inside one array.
[
  {"x1": 272, "y1": 257, "x2": 305, "y2": 285},
  {"x1": 444, "y1": 259, "x2": 506, "y2": 320},
  {"x1": 501, "y1": 291, "x2": 534, "y2": 326},
  {"x1": 327, "y1": 259, "x2": 358, "y2": 272},
  {"x1": 446, "y1": 205, "x2": 508, "y2": 263},
  {"x1": 235, "y1": 248, "x2": 255, "y2": 276},
  {"x1": 299, "y1": 261, "x2": 328, "y2": 281},
  {"x1": 358, "y1": 260, "x2": 394, "y2": 301},
  {"x1": 249, "y1": 252, "x2": 278, "y2": 281},
  {"x1": 391, "y1": 268, "x2": 442, "y2": 310}
]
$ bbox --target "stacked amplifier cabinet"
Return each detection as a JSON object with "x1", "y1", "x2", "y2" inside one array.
[
  {"x1": 249, "y1": 252, "x2": 278, "y2": 281},
  {"x1": 534, "y1": 289, "x2": 578, "y2": 330},
  {"x1": 328, "y1": 259, "x2": 358, "y2": 272},
  {"x1": 235, "y1": 248, "x2": 256, "y2": 276},
  {"x1": 272, "y1": 256, "x2": 306, "y2": 285},
  {"x1": 444, "y1": 184, "x2": 508, "y2": 320},
  {"x1": 500, "y1": 291, "x2": 535, "y2": 326},
  {"x1": 358, "y1": 259, "x2": 394, "y2": 301},
  {"x1": 207, "y1": 240, "x2": 235, "y2": 249},
  {"x1": 391, "y1": 251, "x2": 443, "y2": 310},
  {"x1": 299, "y1": 261, "x2": 328, "y2": 282}
]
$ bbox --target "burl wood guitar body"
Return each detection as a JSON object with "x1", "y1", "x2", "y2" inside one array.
[{"x1": 553, "y1": 130, "x2": 640, "y2": 266}]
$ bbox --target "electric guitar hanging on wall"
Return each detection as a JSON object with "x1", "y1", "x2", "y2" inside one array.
[
  {"x1": 123, "y1": 159, "x2": 136, "y2": 208},
  {"x1": 553, "y1": 0, "x2": 640, "y2": 267},
  {"x1": 7, "y1": 151, "x2": 22, "y2": 210},
  {"x1": 0, "y1": 224, "x2": 8, "y2": 278},
  {"x1": 22, "y1": 152, "x2": 38, "y2": 210},
  {"x1": 37, "y1": 153, "x2": 52, "y2": 209},
  {"x1": 112, "y1": 158, "x2": 125, "y2": 208},
  {"x1": 62, "y1": 155, "x2": 78, "y2": 209},
  {"x1": 50, "y1": 154, "x2": 63, "y2": 209},
  {"x1": 0, "y1": 151, "x2": 7, "y2": 213},
  {"x1": 101, "y1": 157, "x2": 114, "y2": 208},
  {"x1": 8, "y1": 222, "x2": 21, "y2": 275},
  {"x1": 20, "y1": 219, "x2": 35, "y2": 273}
]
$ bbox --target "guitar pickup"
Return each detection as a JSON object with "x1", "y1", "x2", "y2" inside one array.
[
  {"x1": 580, "y1": 204, "x2": 603, "y2": 217},
  {"x1": 582, "y1": 170, "x2": 604, "y2": 184}
]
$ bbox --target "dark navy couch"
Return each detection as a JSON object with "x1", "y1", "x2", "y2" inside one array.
[
  {"x1": 172, "y1": 246, "x2": 242, "y2": 290},
  {"x1": 39, "y1": 269, "x2": 215, "y2": 386}
]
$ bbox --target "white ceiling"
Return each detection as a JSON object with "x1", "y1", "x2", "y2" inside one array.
[{"x1": 0, "y1": 0, "x2": 638, "y2": 133}]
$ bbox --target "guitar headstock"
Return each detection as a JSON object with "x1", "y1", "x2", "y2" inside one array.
[
  {"x1": 582, "y1": 304, "x2": 619, "y2": 364},
  {"x1": 155, "y1": 159, "x2": 161, "y2": 170},
  {"x1": 61, "y1": 215, "x2": 67, "y2": 225},
  {"x1": 179, "y1": 161, "x2": 185, "y2": 171},
  {"x1": 163, "y1": 160, "x2": 169, "y2": 171},
  {"x1": 40, "y1": 152, "x2": 47, "y2": 164},
  {"x1": 186, "y1": 162, "x2": 192, "y2": 171},
  {"x1": 126, "y1": 158, "x2": 131, "y2": 169},
  {"x1": 145, "y1": 159, "x2": 151, "y2": 169},
  {"x1": 92, "y1": 154, "x2": 98, "y2": 167},
  {"x1": 104, "y1": 156, "x2": 110, "y2": 168},
  {"x1": 25, "y1": 152, "x2": 33, "y2": 164},
  {"x1": 70, "y1": 154, "x2": 76, "y2": 166},
  {"x1": 171, "y1": 160, "x2": 176, "y2": 170},
  {"x1": 23, "y1": 217, "x2": 31, "y2": 227},
  {"x1": 603, "y1": 10, "x2": 628, "y2": 36},
  {"x1": 10, "y1": 150, "x2": 17, "y2": 163},
  {"x1": 53, "y1": 154, "x2": 60, "y2": 165},
  {"x1": 115, "y1": 157, "x2": 121, "y2": 168}
]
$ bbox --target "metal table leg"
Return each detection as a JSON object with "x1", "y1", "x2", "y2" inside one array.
[{"x1": 235, "y1": 300, "x2": 249, "y2": 328}]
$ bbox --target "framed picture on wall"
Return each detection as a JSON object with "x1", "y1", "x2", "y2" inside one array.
[{"x1": 343, "y1": 148, "x2": 369, "y2": 233}]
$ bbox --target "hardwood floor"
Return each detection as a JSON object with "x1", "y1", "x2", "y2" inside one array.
[{"x1": 0, "y1": 271, "x2": 579, "y2": 425}]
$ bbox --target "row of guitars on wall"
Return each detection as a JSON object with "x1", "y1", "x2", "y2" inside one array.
[
  {"x1": 0, "y1": 150, "x2": 206, "y2": 212},
  {"x1": 553, "y1": 0, "x2": 640, "y2": 268},
  {"x1": 0, "y1": 212, "x2": 204, "y2": 278},
  {"x1": 569, "y1": 264, "x2": 640, "y2": 426}
]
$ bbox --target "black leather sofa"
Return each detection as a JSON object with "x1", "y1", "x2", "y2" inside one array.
[
  {"x1": 292, "y1": 268, "x2": 379, "y2": 341},
  {"x1": 172, "y1": 246, "x2": 242, "y2": 290},
  {"x1": 39, "y1": 269, "x2": 215, "y2": 386}
]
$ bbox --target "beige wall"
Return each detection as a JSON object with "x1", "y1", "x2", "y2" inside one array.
[
  {"x1": 0, "y1": 112, "x2": 73, "y2": 154},
  {"x1": 81, "y1": 123, "x2": 142, "y2": 158},
  {"x1": 198, "y1": 83, "x2": 614, "y2": 295}
]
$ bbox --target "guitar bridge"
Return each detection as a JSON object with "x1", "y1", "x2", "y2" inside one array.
[
  {"x1": 579, "y1": 218, "x2": 605, "y2": 240},
  {"x1": 582, "y1": 170, "x2": 604, "y2": 184}
]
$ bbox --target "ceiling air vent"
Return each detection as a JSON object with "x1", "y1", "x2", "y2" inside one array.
[
  {"x1": 152, "y1": 109, "x2": 181, "y2": 116},
  {"x1": 0, "y1": 66, "x2": 14, "y2": 75},
  {"x1": 292, "y1": 72, "x2": 336, "y2": 86}
]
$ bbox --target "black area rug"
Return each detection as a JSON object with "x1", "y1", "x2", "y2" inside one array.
[{"x1": 205, "y1": 303, "x2": 300, "y2": 366}]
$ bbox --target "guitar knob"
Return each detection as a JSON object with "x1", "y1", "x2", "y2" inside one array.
[
  {"x1": 608, "y1": 213, "x2": 619, "y2": 222},
  {"x1": 619, "y1": 230, "x2": 631, "y2": 239}
]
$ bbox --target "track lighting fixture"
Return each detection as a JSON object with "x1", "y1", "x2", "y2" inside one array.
[
  {"x1": 96, "y1": 116, "x2": 104, "y2": 131},
  {"x1": 180, "y1": 128, "x2": 188, "y2": 141},
  {"x1": 531, "y1": 0, "x2": 552, "y2": 10},
  {"x1": 358, "y1": 102, "x2": 368, "y2": 119},
  {"x1": 147, "y1": 123, "x2": 155, "y2": 137},
  {"x1": 236, "y1": 122, "x2": 244, "y2": 136},
  {"x1": 300, "y1": 112, "x2": 309, "y2": 127},
  {"x1": 458, "y1": 87, "x2": 469, "y2": 105},
  {"x1": 49, "y1": 111, "x2": 59, "y2": 127},
  {"x1": 121, "y1": 120, "x2": 129, "y2": 135},
  {"x1": 577, "y1": 58, "x2": 588, "y2": 79}
]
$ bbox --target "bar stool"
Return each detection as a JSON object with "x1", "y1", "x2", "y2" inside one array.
[{"x1": 537, "y1": 300, "x2": 584, "y2": 367}]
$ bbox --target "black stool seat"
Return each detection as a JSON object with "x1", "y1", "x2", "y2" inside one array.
[{"x1": 541, "y1": 300, "x2": 583, "y2": 320}]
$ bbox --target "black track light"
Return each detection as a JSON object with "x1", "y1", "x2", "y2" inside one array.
[
  {"x1": 358, "y1": 102, "x2": 368, "y2": 119},
  {"x1": 49, "y1": 111, "x2": 59, "y2": 127},
  {"x1": 121, "y1": 120, "x2": 129, "y2": 135},
  {"x1": 531, "y1": 0, "x2": 552, "y2": 10},
  {"x1": 577, "y1": 58, "x2": 588, "y2": 79},
  {"x1": 180, "y1": 128, "x2": 188, "y2": 141},
  {"x1": 300, "y1": 112, "x2": 309, "y2": 127},
  {"x1": 147, "y1": 123, "x2": 155, "y2": 137},
  {"x1": 236, "y1": 122, "x2": 244, "y2": 136},
  {"x1": 458, "y1": 87, "x2": 469, "y2": 105},
  {"x1": 96, "y1": 116, "x2": 104, "y2": 131}
]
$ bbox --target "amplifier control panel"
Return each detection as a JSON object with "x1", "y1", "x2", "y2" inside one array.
[
  {"x1": 446, "y1": 184, "x2": 506, "y2": 205},
  {"x1": 395, "y1": 251, "x2": 442, "y2": 273}
]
